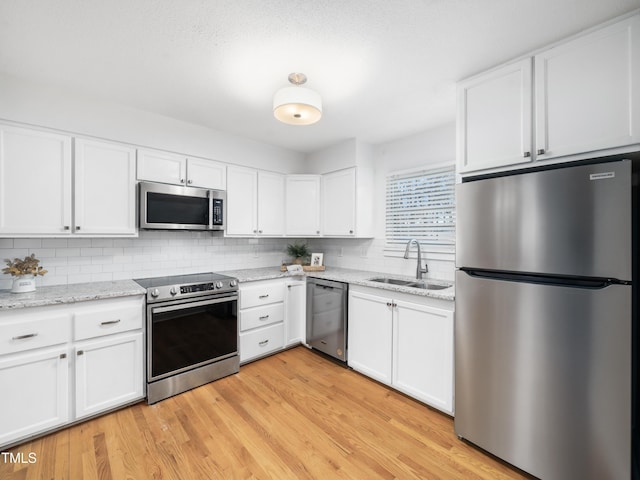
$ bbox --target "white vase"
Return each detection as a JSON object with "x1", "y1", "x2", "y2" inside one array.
[{"x1": 11, "y1": 275, "x2": 36, "y2": 293}]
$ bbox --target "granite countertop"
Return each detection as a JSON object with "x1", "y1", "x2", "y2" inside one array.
[
  {"x1": 222, "y1": 266, "x2": 455, "y2": 301},
  {"x1": 0, "y1": 267, "x2": 453, "y2": 311},
  {"x1": 0, "y1": 280, "x2": 146, "y2": 310}
]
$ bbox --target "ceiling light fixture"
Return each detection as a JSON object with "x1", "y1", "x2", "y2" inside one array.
[{"x1": 273, "y1": 73, "x2": 322, "y2": 125}]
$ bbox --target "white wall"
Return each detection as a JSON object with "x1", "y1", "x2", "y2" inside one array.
[
  {"x1": 309, "y1": 122, "x2": 457, "y2": 281},
  {"x1": 0, "y1": 73, "x2": 304, "y2": 172}
]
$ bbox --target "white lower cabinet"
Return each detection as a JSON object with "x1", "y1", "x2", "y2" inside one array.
[
  {"x1": 239, "y1": 279, "x2": 286, "y2": 363},
  {"x1": 74, "y1": 331, "x2": 143, "y2": 420},
  {"x1": 0, "y1": 346, "x2": 69, "y2": 446},
  {"x1": 348, "y1": 290, "x2": 393, "y2": 384},
  {"x1": 285, "y1": 278, "x2": 306, "y2": 346},
  {"x1": 392, "y1": 299, "x2": 454, "y2": 414},
  {"x1": 240, "y1": 323, "x2": 285, "y2": 363},
  {"x1": 348, "y1": 285, "x2": 454, "y2": 414},
  {"x1": 0, "y1": 295, "x2": 145, "y2": 448}
]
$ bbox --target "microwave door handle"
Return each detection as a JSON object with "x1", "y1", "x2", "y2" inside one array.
[{"x1": 208, "y1": 190, "x2": 213, "y2": 230}]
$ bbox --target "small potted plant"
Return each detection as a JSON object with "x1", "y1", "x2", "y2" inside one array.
[
  {"x1": 286, "y1": 242, "x2": 310, "y2": 265},
  {"x1": 3, "y1": 254, "x2": 48, "y2": 293}
]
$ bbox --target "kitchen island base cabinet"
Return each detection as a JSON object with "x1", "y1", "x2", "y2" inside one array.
[
  {"x1": 348, "y1": 285, "x2": 454, "y2": 415},
  {"x1": 0, "y1": 347, "x2": 69, "y2": 447}
]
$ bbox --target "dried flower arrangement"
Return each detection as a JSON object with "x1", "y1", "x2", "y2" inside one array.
[{"x1": 3, "y1": 254, "x2": 48, "y2": 277}]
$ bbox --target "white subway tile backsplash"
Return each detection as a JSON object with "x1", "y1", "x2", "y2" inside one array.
[
  {"x1": 56, "y1": 248, "x2": 81, "y2": 257},
  {"x1": 13, "y1": 239, "x2": 42, "y2": 248},
  {"x1": 42, "y1": 239, "x2": 68, "y2": 248},
  {"x1": 0, "y1": 231, "x2": 455, "y2": 288}
]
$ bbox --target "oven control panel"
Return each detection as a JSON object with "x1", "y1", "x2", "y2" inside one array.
[
  {"x1": 146, "y1": 279, "x2": 238, "y2": 302},
  {"x1": 181, "y1": 283, "x2": 215, "y2": 294}
]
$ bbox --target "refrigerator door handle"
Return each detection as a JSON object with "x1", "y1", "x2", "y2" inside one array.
[{"x1": 461, "y1": 268, "x2": 628, "y2": 289}]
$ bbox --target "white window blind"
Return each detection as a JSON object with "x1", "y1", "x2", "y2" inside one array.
[{"x1": 385, "y1": 166, "x2": 456, "y2": 252}]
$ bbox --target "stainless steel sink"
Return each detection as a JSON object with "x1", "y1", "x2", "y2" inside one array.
[
  {"x1": 409, "y1": 282, "x2": 451, "y2": 290},
  {"x1": 368, "y1": 277, "x2": 416, "y2": 286},
  {"x1": 368, "y1": 277, "x2": 451, "y2": 290}
]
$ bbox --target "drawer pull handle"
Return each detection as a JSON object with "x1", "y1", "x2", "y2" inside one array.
[
  {"x1": 100, "y1": 319, "x2": 121, "y2": 326},
  {"x1": 259, "y1": 340, "x2": 269, "y2": 346},
  {"x1": 259, "y1": 315, "x2": 270, "y2": 320},
  {"x1": 12, "y1": 333, "x2": 38, "y2": 340},
  {"x1": 258, "y1": 294, "x2": 269, "y2": 299}
]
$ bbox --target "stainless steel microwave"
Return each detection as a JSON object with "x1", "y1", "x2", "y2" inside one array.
[{"x1": 139, "y1": 181, "x2": 226, "y2": 231}]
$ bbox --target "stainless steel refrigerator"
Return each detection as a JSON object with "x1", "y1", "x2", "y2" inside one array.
[{"x1": 455, "y1": 159, "x2": 636, "y2": 480}]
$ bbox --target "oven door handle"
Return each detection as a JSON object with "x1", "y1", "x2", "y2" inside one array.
[{"x1": 151, "y1": 295, "x2": 238, "y2": 315}]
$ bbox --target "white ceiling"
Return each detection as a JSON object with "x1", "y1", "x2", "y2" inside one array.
[{"x1": 0, "y1": 0, "x2": 638, "y2": 153}]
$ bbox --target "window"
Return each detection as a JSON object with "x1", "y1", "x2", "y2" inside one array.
[{"x1": 385, "y1": 165, "x2": 455, "y2": 253}]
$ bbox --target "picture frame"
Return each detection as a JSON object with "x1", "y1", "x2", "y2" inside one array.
[{"x1": 310, "y1": 253, "x2": 324, "y2": 267}]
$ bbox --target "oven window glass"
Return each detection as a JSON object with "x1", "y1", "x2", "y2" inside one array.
[
  {"x1": 146, "y1": 192, "x2": 209, "y2": 226},
  {"x1": 151, "y1": 300, "x2": 237, "y2": 378}
]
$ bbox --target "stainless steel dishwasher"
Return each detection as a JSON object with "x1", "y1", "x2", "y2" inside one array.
[{"x1": 306, "y1": 278, "x2": 348, "y2": 362}]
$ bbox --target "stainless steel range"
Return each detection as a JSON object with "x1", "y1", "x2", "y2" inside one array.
[{"x1": 134, "y1": 272, "x2": 239, "y2": 404}]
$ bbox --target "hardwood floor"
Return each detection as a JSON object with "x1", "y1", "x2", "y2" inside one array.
[{"x1": 1, "y1": 346, "x2": 530, "y2": 479}]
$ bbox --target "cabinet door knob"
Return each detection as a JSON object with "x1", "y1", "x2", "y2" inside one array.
[
  {"x1": 523, "y1": 151, "x2": 531, "y2": 158},
  {"x1": 316, "y1": 230, "x2": 320, "y2": 234},
  {"x1": 258, "y1": 230, "x2": 263, "y2": 234},
  {"x1": 60, "y1": 353, "x2": 67, "y2": 359},
  {"x1": 180, "y1": 178, "x2": 185, "y2": 183},
  {"x1": 77, "y1": 350, "x2": 84, "y2": 356},
  {"x1": 537, "y1": 149, "x2": 546, "y2": 155},
  {"x1": 75, "y1": 226, "x2": 81, "y2": 231},
  {"x1": 63, "y1": 225, "x2": 70, "y2": 230},
  {"x1": 187, "y1": 179, "x2": 193, "y2": 184},
  {"x1": 349, "y1": 230, "x2": 354, "y2": 234}
]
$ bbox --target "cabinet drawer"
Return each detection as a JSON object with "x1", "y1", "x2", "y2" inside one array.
[
  {"x1": 74, "y1": 298, "x2": 143, "y2": 341},
  {"x1": 240, "y1": 280, "x2": 284, "y2": 309},
  {"x1": 0, "y1": 314, "x2": 71, "y2": 355},
  {"x1": 240, "y1": 322, "x2": 284, "y2": 362},
  {"x1": 239, "y1": 303, "x2": 284, "y2": 331}
]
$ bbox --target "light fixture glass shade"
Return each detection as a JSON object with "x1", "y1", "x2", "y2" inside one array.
[{"x1": 273, "y1": 86, "x2": 322, "y2": 125}]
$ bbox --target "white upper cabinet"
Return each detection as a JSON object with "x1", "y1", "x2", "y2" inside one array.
[
  {"x1": 535, "y1": 15, "x2": 640, "y2": 160},
  {"x1": 226, "y1": 166, "x2": 285, "y2": 237},
  {"x1": 137, "y1": 148, "x2": 185, "y2": 185},
  {"x1": 0, "y1": 126, "x2": 137, "y2": 237},
  {"x1": 321, "y1": 167, "x2": 373, "y2": 237},
  {"x1": 226, "y1": 166, "x2": 258, "y2": 236},
  {"x1": 456, "y1": 58, "x2": 533, "y2": 173},
  {"x1": 458, "y1": 13, "x2": 640, "y2": 175},
  {"x1": 257, "y1": 171, "x2": 285, "y2": 236},
  {"x1": 322, "y1": 168, "x2": 356, "y2": 236},
  {"x1": 137, "y1": 148, "x2": 226, "y2": 190},
  {"x1": 74, "y1": 138, "x2": 136, "y2": 235},
  {"x1": 184, "y1": 156, "x2": 226, "y2": 190},
  {"x1": 0, "y1": 125, "x2": 72, "y2": 235},
  {"x1": 285, "y1": 175, "x2": 321, "y2": 236}
]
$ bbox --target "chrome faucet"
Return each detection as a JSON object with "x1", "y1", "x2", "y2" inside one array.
[{"x1": 404, "y1": 239, "x2": 428, "y2": 280}]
